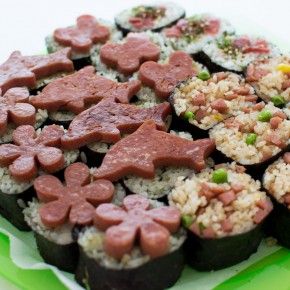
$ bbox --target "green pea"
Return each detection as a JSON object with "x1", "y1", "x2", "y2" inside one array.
[
  {"x1": 212, "y1": 168, "x2": 228, "y2": 184},
  {"x1": 246, "y1": 133, "x2": 257, "y2": 145},
  {"x1": 258, "y1": 110, "x2": 272, "y2": 122},
  {"x1": 197, "y1": 70, "x2": 211, "y2": 81},
  {"x1": 181, "y1": 215, "x2": 194, "y2": 228},
  {"x1": 184, "y1": 111, "x2": 195, "y2": 120},
  {"x1": 271, "y1": 95, "x2": 286, "y2": 107}
]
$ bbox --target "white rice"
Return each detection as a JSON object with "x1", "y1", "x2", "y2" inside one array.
[
  {"x1": 91, "y1": 31, "x2": 174, "y2": 82},
  {"x1": 46, "y1": 18, "x2": 122, "y2": 60},
  {"x1": 48, "y1": 110, "x2": 76, "y2": 122},
  {"x1": 172, "y1": 72, "x2": 256, "y2": 130},
  {"x1": 35, "y1": 72, "x2": 72, "y2": 89},
  {"x1": 23, "y1": 183, "x2": 128, "y2": 244},
  {"x1": 169, "y1": 162, "x2": 269, "y2": 237},
  {"x1": 247, "y1": 55, "x2": 290, "y2": 103},
  {"x1": 115, "y1": 2, "x2": 185, "y2": 32},
  {"x1": 203, "y1": 34, "x2": 280, "y2": 72},
  {"x1": 163, "y1": 14, "x2": 234, "y2": 54},
  {"x1": 263, "y1": 156, "x2": 290, "y2": 205},
  {"x1": 0, "y1": 109, "x2": 48, "y2": 144},
  {"x1": 210, "y1": 103, "x2": 290, "y2": 164}
]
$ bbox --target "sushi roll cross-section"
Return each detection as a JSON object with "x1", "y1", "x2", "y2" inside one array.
[
  {"x1": 163, "y1": 14, "x2": 234, "y2": 54},
  {"x1": 115, "y1": 2, "x2": 185, "y2": 34},
  {"x1": 76, "y1": 194, "x2": 186, "y2": 290},
  {"x1": 246, "y1": 55, "x2": 290, "y2": 107},
  {"x1": 169, "y1": 162, "x2": 273, "y2": 270},
  {"x1": 170, "y1": 71, "x2": 258, "y2": 131},
  {"x1": 199, "y1": 34, "x2": 280, "y2": 73},
  {"x1": 210, "y1": 103, "x2": 290, "y2": 168},
  {"x1": 24, "y1": 162, "x2": 115, "y2": 272}
]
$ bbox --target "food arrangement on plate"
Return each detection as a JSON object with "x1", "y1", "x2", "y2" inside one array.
[{"x1": 0, "y1": 2, "x2": 289, "y2": 290}]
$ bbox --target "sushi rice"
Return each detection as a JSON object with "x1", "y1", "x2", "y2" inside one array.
[{"x1": 169, "y1": 162, "x2": 271, "y2": 237}]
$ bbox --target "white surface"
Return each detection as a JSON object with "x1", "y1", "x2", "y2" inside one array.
[
  {"x1": 0, "y1": 0, "x2": 289, "y2": 63},
  {"x1": 0, "y1": 0, "x2": 289, "y2": 289}
]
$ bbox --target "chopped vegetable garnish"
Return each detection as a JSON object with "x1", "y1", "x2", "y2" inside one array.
[
  {"x1": 258, "y1": 110, "x2": 272, "y2": 122},
  {"x1": 271, "y1": 95, "x2": 286, "y2": 107},
  {"x1": 246, "y1": 133, "x2": 257, "y2": 145},
  {"x1": 277, "y1": 63, "x2": 290, "y2": 73},
  {"x1": 184, "y1": 111, "x2": 195, "y2": 120},
  {"x1": 197, "y1": 71, "x2": 211, "y2": 81},
  {"x1": 212, "y1": 168, "x2": 228, "y2": 184},
  {"x1": 181, "y1": 215, "x2": 194, "y2": 228}
]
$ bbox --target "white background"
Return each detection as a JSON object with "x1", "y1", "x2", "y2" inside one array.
[{"x1": 0, "y1": 0, "x2": 289, "y2": 289}]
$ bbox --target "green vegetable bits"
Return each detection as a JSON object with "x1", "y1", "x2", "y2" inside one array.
[
  {"x1": 197, "y1": 71, "x2": 211, "y2": 81},
  {"x1": 271, "y1": 95, "x2": 286, "y2": 107},
  {"x1": 182, "y1": 215, "x2": 194, "y2": 228},
  {"x1": 246, "y1": 133, "x2": 257, "y2": 145},
  {"x1": 184, "y1": 111, "x2": 195, "y2": 121},
  {"x1": 258, "y1": 110, "x2": 272, "y2": 122},
  {"x1": 212, "y1": 168, "x2": 228, "y2": 184}
]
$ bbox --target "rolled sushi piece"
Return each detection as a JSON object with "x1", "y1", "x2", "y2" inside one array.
[
  {"x1": 162, "y1": 14, "x2": 234, "y2": 54},
  {"x1": 91, "y1": 31, "x2": 174, "y2": 82},
  {"x1": 46, "y1": 15, "x2": 122, "y2": 70},
  {"x1": 169, "y1": 162, "x2": 273, "y2": 270},
  {"x1": 170, "y1": 71, "x2": 258, "y2": 135},
  {"x1": 210, "y1": 102, "x2": 290, "y2": 176},
  {"x1": 246, "y1": 55, "x2": 290, "y2": 107},
  {"x1": 131, "y1": 54, "x2": 207, "y2": 107},
  {"x1": 24, "y1": 163, "x2": 121, "y2": 272},
  {"x1": 263, "y1": 152, "x2": 290, "y2": 247},
  {"x1": 197, "y1": 34, "x2": 280, "y2": 73},
  {"x1": 122, "y1": 130, "x2": 214, "y2": 201},
  {"x1": 75, "y1": 194, "x2": 186, "y2": 290},
  {"x1": 115, "y1": 2, "x2": 185, "y2": 35},
  {"x1": 0, "y1": 149, "x2": 79, "y2": 231}
]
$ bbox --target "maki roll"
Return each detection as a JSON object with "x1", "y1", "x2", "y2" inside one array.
[
  {"x1": 29, "y1": 66, "x2": 141, "y2": 128},
  {"x1": 75, "y1": 194, "x2": 186, "y2": 290},
  {"x1": 210, "y1": 103, "x2": 290, "y2": 174},
  {"x1": 115, "y1": 2, "x2": 185, "y2": 35},
  {"x1": 246, "y1": 55, "x2": 290, "y2": 107},
  {"x1": 24, "y1": 162, "x2": 116, "y2": 272},
  {"x1": 46, "y1": 15, "x2": 122, "y2": 70},
  {"x1": 162, "y1": 14, "x2": 234, "y2": 54},
  {"x1": 0, "y1": 87, "x2": 47, "y2": 144},
  {"x1": 122, "y1": 130, "x2": 214, "y2": 201},
  {"x1": 169, "y1": 162, "x2": 273, "y2": 270},
  {"x1": 263, "y1": 152, "x2": 290, "y2": 247},
  {"x1": 135, "y1": 50, "x2": 205, "y2": 106},
  {"x1": 91, "y1": 31, "x2": 174, "y2": 82},
  {"x1": 0, "y1": 124, "x2": 79, "y2": 230},
  {"x1": 170, "y1": 71, "x2": 258, "y2": 134},
  {"x1": 0, "y1": 49, "x2": 74, "y2": 94},
  {"x1": 197, "y1": 34, "x2": 280, "y2": 73}
]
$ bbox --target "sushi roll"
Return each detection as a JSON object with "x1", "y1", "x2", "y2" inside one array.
[
  {"x1": 134, "y1": 50, "x2": 206, "y2": 106},
  {"x1": 115, "y1": 2, "x2": 185, "y2": 35},
  {"x1": 122, "y1": 130, "x2": 214, "y2": 201},
  {"x1": 91, "y1": 31, "x2": 174, "y2": 82},
  {"x1": 0, "y1": 124, "x2": 79, "y2": 231},
  {"x1": 23, "y1": 162, "x2": 119, "y2": 272},
  {"x1": 0, "y1": 87, "x2": 48, "y2": 144},
  {"x1": 0, "y1": 49, "x2": 74, "y2": 95},
  {"x1": 263, "y1": 152, "x2": 290, "y2": 247},
  {"x1": 170, "y1": 71, "x2": 258, "y2": 135},
  {"x1": 75, "y1": 194, "x2": 186, "y2": 290},
  {"x1": 246, "y1": 55, "x2": 290, "y2": 107},
  {"x1": 197, "y1": 34, "x2": 280, "y2": 73},
  {"x1": 169, "y1": 162, "x2": 273, "y2": 270},
  {"x1": 46, "y1": 15, "x2": 122, "y2": 70},
  {"x1": 162, "y1": 14, "x2": 234, "y2": 54},
  {"x1": 29, "y1": 66, "x2": 142, "y2": 128},
  {"x1": 210, "y1": 102, "x2": 290, "y2": 176}
]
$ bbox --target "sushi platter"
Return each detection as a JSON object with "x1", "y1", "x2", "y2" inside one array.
[{"x1": 0, "y1": 2, "x2": 289, "y2": 290}]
